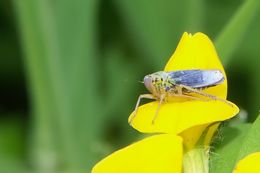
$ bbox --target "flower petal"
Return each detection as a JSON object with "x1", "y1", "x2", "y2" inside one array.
[
  {"x1": 233, "y1": 152, "x2": 260, "y2": 173},
  {"x1": 164, "y1": 32, "x2": 227, "y2": 99},
  {"x1": 180, "y1": 124, "x2": 209, "y2": 150},
  {"x1": 203, "y1": 122, "x2": 220, "y2": 146},
  {"x1": 92, "y1": 135, "x2": 183, "y2": 173},
  {"x1": 129, "y1": 100, "x2": 239, "y2": 134},
  {"x1": 129, "y1": 32, "x2": 238, "y2": 142},
  {"x1": 180, "y1": 123, "x2": 220, "y2": 150}
]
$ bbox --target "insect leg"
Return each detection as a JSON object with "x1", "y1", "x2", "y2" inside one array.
[
  {"x1": 152, "y1": 94, "x2": 165, "y2": 125},
  {"x1": 171, "y1": 93, "x2": 208, "y2": 101},
  {"x1": 129, "y1": 94, "x2": 156, "y2": 125},
  {"x1": 168, "y1": 86, "x2": 208, "y2": 101},
  {"x1": 178, "y1": 84, "x2": 233, "y2": 106},
  {"x1": 174, "y1": 86, "x2": 209, "y2": 101}
]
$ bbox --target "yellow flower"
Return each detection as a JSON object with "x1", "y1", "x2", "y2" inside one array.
[
  {"x1": 92, "y1": 134, "x2": 183, "y2": 173},
  {"x1": 129, "y1": 32, "x2": 239, "y2": 149},
  {"x1": 233, "y1": 152, "x2": 260, "y2": 173},
  {"x1": 92, "y1": 32, "x2": 239, "y2": 173}
]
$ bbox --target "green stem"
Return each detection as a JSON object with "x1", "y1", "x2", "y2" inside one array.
[
  {"x1": 13, "y1": 0, "x2": 80, "y2": 170},
  {"x1": 183, "y1": 147, "x2": 209, "y2": 173},
  {"x1": 12, "y1": 0, "x2": 57, "y2": 171}
]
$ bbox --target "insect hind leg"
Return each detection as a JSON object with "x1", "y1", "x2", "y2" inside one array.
[
  {"x1": 169, "y1": 86, "x2": 209, "y2": 101},
  {"x1": 129, "y1": 94, "x2": 156, "y2": 125},
  {"x1": 171, "y1": 93, "x2": 208, "y2": 101},
  {"x1": 178, "y1": 84, "x2": 233, "y2": 106}
]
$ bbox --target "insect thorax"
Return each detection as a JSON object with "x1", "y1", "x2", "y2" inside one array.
[{"x1": 148, "y1": 72, "x2": 176, "y2": 97}]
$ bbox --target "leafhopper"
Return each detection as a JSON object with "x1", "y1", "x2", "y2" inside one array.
[{"x1": 130, "y1": 69, "x2": 231, "y2": 125}]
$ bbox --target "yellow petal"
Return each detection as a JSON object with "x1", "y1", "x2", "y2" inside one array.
[
  {"x1": 129, "y1": 100, "x2": 239, "y2": 134},
  {"x1": 180, "y1": 123, "x2": 220, "y2": 150},
  {"x1": 233, "y1": 152, "x2": 260, "y2": 173},
  {"x1": 180, "y1": 124, "x2": 208, "y2": 150},
  {"x1": 203, "y1": 122, "x2": 220, "y2": 146},
  {"x1": 92, "y1": 135, "x2": 183, "y2": 173},
  {"x1": 129, "y1": 32, "x2": 238, "y2": 145},
  {"x1": 164, "y1": 32, "x2": 227, "y2": 99}
]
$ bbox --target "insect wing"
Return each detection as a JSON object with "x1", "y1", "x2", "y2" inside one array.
[{"x1": 168, "y1": 70, "x2": 224, "y2": 88}]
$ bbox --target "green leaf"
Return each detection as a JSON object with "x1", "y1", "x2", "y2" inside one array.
[
  {"x1": 210, "y1": 115, "x2": 260, "y2": 173},
  {"x1": 215, "y1": 0, "x2": 260, "y2": 65},
  {"x1": 209, "y1": 123, "x2": 251, "y2": 173},
  {"x1": 236, "y1": 115, "x2": 260, "y2": 160}
]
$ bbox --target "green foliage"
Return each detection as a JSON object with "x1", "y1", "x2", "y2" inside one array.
[
  {"x1": 210, "y1": 115, "x2": 260, "y2": 173},
  {"x1": 0, "y1": 0, "x2": 259, "y2": 172},
  {"x1": 210, "y1": 123, "x2": 251, "y2": 173},
  {"x1": 215, "y1": 0, "x2": 260, "y2": 65},
  {"x1": 236, "y1": 116, "x2": 260, "y2": 160}
]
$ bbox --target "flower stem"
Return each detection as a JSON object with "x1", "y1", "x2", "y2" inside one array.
[{"x1": 183, "y1": 147, "x2": 209, "y2": 173}]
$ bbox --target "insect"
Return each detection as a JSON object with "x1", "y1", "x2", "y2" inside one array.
[{"x1": 130, "y1": 69, "x2": 232, "y2": 125}]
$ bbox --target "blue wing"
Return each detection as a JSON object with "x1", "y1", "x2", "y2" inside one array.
[{"x1": 168, "y1": 70, "x2": 224, "y2": 88}]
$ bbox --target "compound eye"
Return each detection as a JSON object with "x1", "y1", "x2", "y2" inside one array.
[{"x1": 143, "y1": 75, "x2": 153, "y2": 92}]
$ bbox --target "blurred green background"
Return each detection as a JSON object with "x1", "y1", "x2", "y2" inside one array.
[{"x1": 0, "y1": 0, "x2": 259, "y2": 172}]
